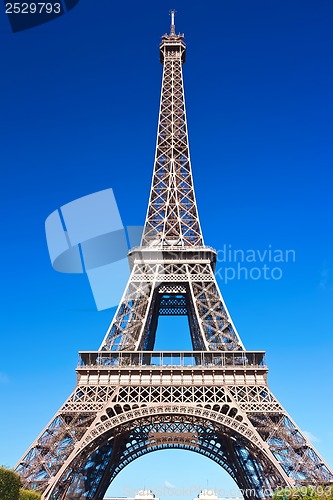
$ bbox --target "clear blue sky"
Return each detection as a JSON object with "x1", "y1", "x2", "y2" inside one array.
[{"x1": 0, "y1": 1, "x2": 332, "y2": 498}]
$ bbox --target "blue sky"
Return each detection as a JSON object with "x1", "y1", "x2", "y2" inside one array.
[{"x1": 0, "y1": 0, "x2": 332, "y2": 498}]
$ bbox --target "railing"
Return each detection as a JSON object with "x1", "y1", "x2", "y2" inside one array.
[
  {"x1": 129, "y1": 245, "x2": 216, "y2": 253},
  {"x1": 128, "y1": 245, "x2": 217, "y2": 266},
  {"x1": 78, "y1": 350, "x2": 266, "y2": 369}
]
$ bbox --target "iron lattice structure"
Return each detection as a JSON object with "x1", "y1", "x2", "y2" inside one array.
[{"x1": 16, "y1": 14, "x2": 333, "y2": 500}]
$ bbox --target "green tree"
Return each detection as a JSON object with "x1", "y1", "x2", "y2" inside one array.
[
  {"x1": 19, "y1": 489, "x2": 41, "y2": 500},
  {"x1": 317, "y1": 484, "x2": 333, "y2": 500},
  {"x1": 0, "y1": 466, "x2": 21, "y2": 500}
]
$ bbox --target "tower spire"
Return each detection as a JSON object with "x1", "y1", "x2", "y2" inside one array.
[
  {"x1": 170, "y1": 9, "x2": 176, "y2": 36},
  {"x1": 141, "y1": 13, "x2": 199, "y2": 247}
]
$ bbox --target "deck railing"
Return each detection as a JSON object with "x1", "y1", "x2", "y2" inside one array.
[{"x1": 78, "y1": 350, "x2": 266, "y2": 369}]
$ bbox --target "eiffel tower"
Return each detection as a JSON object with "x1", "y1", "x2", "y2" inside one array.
[{"x1": 16, "y1": 12, "x2": 333, "y2": 500}]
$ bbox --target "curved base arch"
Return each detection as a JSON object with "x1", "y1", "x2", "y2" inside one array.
[{"x1": 44, "y1": 405, "x2": 291, "y2": 500}]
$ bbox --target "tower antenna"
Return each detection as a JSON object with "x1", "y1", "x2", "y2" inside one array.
[{"x1": 170, "y1": 9, "x2": 176, "y2": 35}]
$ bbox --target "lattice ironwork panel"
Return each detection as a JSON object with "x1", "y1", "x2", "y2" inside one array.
[
  {"x1": 16, "y1": 413, "x2": 96, "y2": 493},
  {"x1": 249, "y1": 414, "x2": 333, "y2": 484}
]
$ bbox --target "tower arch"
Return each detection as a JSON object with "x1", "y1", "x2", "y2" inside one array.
[{"x1": 44, "y1": 406, "x2": 289, "y2": 500}]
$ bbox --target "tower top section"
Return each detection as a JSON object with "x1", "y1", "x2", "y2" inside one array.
[
  {"x1": 160, "y1": 10, "x2": 186, "y2": 64},
  {"x1": 141, "y1": 9, "x2": 203, "y2": 248}
]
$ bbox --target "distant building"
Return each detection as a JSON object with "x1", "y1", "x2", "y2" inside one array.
[
  {"x1": 194, "y1": 489, "x2": 243, "y2": 500},
  {"x1": 105, "y1": 489, "x2": 159, "y2": 500},
  {"x1": 135, "y1": 491, "x2": 158, "y2": 500}
]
